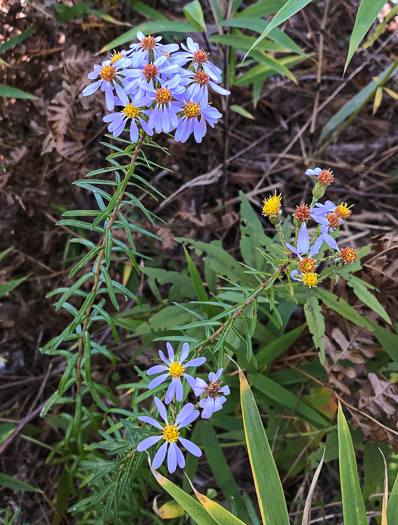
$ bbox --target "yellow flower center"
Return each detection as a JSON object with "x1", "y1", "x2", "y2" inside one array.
[
  {"x1": 262, "y1": 191, "x2": 282, "y2": 217},
  {"x1": 163, "y1": 424, "x2": 179, "y2": 443},
  {"x1": 302, "y1": 273, "x2": 318, "y2": 288},
  {"x1": 184, "y1": 102, "x2": 201, "y2": 119},
  {"x1": 169, "y1": 362, "x2": 184, "y2": 378},
  {"x1": 123, "y1": 103, "x2": 140, "y2": 119},
  {"x1": 100, "y1": 65, "x2": 116, "y2": 81},
  {"x1": 298, "y1": 257, "x2": 316, "y2": 274},
  {"x1": 110, "y1": 52, "x2": 124, "y2": 64},
  {"x1": 335, "y1": 203, "x2": 352, "y2": 219},
  {"x1": 155, "y1": 87, "x2": 173, "y2": 104}
]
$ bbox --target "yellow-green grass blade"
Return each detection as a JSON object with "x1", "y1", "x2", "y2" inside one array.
[
  {"x1": 194, "y1": 490, "x2": 248, "y2": 525},
  {"x1": 387, "y1": 474, "x2": 398, "y2": 523},
  {"x1": 337, "y1": 404, "x2": 367, "y2": 525},
  {"x1": 149, "y1": 460, "x2": 218, "y2": 525},
  {"x1": 240, "y1": 369, "x2": 289, "y2": 525}
]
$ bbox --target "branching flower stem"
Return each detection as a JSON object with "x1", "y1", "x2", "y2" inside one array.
[
  {"x1": 76, "y1": 133, "x2": 147, "y2": 395},
  {"x1": 197, "y1": 263, "x2": 288, "y2": 353}
]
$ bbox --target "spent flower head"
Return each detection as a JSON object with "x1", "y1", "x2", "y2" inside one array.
[{"x1": 193, "y1": 368, "x2": 230, "y2": 419}]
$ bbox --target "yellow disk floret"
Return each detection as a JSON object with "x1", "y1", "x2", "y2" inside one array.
[
  {"x1": 335, "y1": 202, "x2": 352, "y2": 219},
  {"x1": 302, "y1": 272, "x2": 318, "y2": 288},
  {"x1": 111, "y1": 52, "x2": 124, "y2": 64},
  {"x1": 184, "y1": 102, "x2": 201, "y2": 119},
  {"x1": 163, "y1": 425, "x2": 179, "y2": 443},
  {"x1": 169, "y1": 362, "x2": 184, "y2": 378},
  {"x1": 100, "y1": 65, "x2": 116, "y2": 81},
  {"x1": 123, "y1": 103, "x2": 140, "y2": 119},
  {"x1": 262, "y1": 191, "x2": 282, "y2": 217}
]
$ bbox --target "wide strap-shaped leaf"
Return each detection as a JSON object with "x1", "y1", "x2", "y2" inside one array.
[
  {"x1": 239, "y1": 369, "x2": 289, "y2": 525},
  {"x1": 150, "y1": 461, "x2": 218, "y2": 525},
  {"x1": 387, "y1": 474, "x2": 398, "y2": 524},
  {"x1": 193, "y1": 489, "x2": 247, "y2": 525},
  {"x1": 338, "y1": 404, "x2": 367, "y2": 525}
]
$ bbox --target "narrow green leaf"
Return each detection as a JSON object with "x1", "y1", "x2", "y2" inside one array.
[
  {"x1": 58, "y1": 354, "x2": 79, "y2": 396},
  {"x1": 246, "y1": 0, "x2": 313, "y2": 57},
  {"x1": 236, "y1": 55, "x2": 306, "y2": 86},
  {"x1": 130, "y1": 0, "x2": 168, "y2": 21},
  {"x1": 345, "y1": 0, "x2": 387, "y2": 72},
  {"x1": 183, "y1": 245, "x2": 214, "y2": 318},
  {"x1": 256, "y1": 324, "x2": 306, "y2": 368},
  {"x1": 55, "y1": 272, "x2": 94, "y2": 311},
  {"x1": 388, "y1": 473, "x2": 398, "y2": 523},
  {"x1": 238, "y1": 0, "x2": 287, "y2": 18},
  {"x1": 201, "y1": 422, "x2": 250, "y2": 522},
  {"x1": 304, "y1": 294, "x2": 325, "y2": 362},
  {"x1": 0, "y1": 27, "x2": 36, "y2": 55},
  {"x1": 105, "y1": 229, "x2": 112, "y2": 268},
  {"x1": 343, "y1": 274, "x2": 391, "y2": 324},
  {"x1": 101, "y1": 267, "x2": 119, "y2": 311},
  {"x1": 83, "y1": 331, "x2": 91, "y2": 382},
  {"x1": 319, "y1": 61, "x2": 397, "y2": 143},
  {"x1": 69, "y1": 246, "x2": 102, "y2": 278},
  {"x1": 248, "y1": 373, "x2": 328, "y2": 428},
  {"x1": 183, "y1": 0, "x2": 206, "y2": 32},
  {"x1": 0, "y1": 247, "x2": 13, "y2": 262},
  {"x1": 239, "y1": 369, "x2": 290, "y2": 525},
  {"x1": 315, "y1": 288, "x2": 374, "y2": 331},
  {"x1": 230, "y1": 104, "x2": 255, "y2": 119},
  {"x1": 0, "y1": 84, "x2": 37, "y2": 99},
  {"x1": 0, "y1": 276, "x2": 27, "y2": 299},
  {"x1": 338, "y1": 405, "x2": 367, "y2": 525},
  {"x1": 0, "y1": 473, "x2": 41, "y2": 492}
]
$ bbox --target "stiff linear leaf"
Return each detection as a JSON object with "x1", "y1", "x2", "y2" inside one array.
[
  {"x1": 239, "y1": 369, "x2": 290, "y2": 525},
  {"x1": 0, "y1": 473, "x2": 41, "y2": 493},
  {"x1": 238, "y1": 0, "x2": 287, "y2": 18},
  {"x1": 200, "y1": 421, "x2": 250, "y2": 522},
  {"x1": 0, "y1": 27, "x2": 36, "y2": 55},
  {"x1": 192, "y1": 489, "x2": 246, "y2": 525},
  {"x1": 345, "y1": 0, "x2": 387, "y2": 71},
  {"x1": 230, "y1": 104, "x2": 255, "y2": 119},
  {"x1": 304, "y1": 294, "x2": 325, "y2": 363},
  {"x1": 183, "y1": 0, "x2": 206, "y2": 32},
  {"x1": 338, "y1": 404, "x2": 367, "y2": 525},
  {"x1": 248, "y1": 373, "x2": 328, "y2": 428},
  {"x1": 0, "y1": 276, "x2": 27, "y2": 299},
  {"x1": 315, "y1": 288, "x2": 374, "y2": 331},
  {"x1": 343, "y1": 273, "x2": 391, "y2": 324},
  {"x1": 149, "y1": 461, "x2": 218, "y2": 525},
  {"x1": 0, "y1": 84, "x2": 37, "y2": 99},
  {"x1": 55, "y1": 272, "x2": 94, "y2": 311},
  {"x1": 318, "y1": 61, "x2": 398, "y2": 143},
  {"x1": 388, "y1": 474, "x2": 398, "y2": 523},
  {"x1": 236, "y1": 56, "x2": 306, "y2": 86},
  {"x1": 246, "y1": 0, "x2": 313, "y2": 57}
]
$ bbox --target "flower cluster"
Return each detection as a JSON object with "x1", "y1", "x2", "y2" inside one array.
[
  {"x1": 262, "y1": 167, "x2": 357, "y2": 288},
  {"x1": 137, "y1": 343, "x2": 229, "y2": 473},
  {"x1": 82, "y1": 33, "x2": 230, "y2": 144}
]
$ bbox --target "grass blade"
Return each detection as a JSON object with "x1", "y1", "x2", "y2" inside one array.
[
  {"x1": 344, "y1": 0, "x2": 386, "y2": 72},
  {"x1": 239, "y1": 368, "x2": 289, "y2": 525},
  {"x1": 149, "y1": 460, "x2": 218, "y2": 525},
  {"x1": 338, "y1": 404, "x2": 367, "y2": 525},
  {"x1": 387, "y1": 474, "x2": 398, "y2": 523}
]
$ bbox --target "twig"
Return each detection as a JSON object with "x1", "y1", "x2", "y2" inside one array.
[
  {"x1": 198, "y1": 263, "x2": 288, "y2": 352},
  {"x1": 76, "y1": 133, "x2": 147, "y2": 394}
]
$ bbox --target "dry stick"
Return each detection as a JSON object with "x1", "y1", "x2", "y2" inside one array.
[
  {"x1": 75, "y1": 133, "x2": 147, "y2": 394},
  {"x1": 197, "y1": 263, "x2": 288, "y2": 353}
]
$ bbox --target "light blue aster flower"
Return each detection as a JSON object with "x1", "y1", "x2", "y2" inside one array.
[
  {"x1": 194, "y1": 368, "x2": 230, "y2": 419},
  {"x1": 174, "y1": 98, "x2": 222, "y2": 143},
  {"x1": 286, "y1": 224, "x2": 322, "y2": 259},
  {"x1": 82, "y1": 59, "x2": 131, "y2": 111},
  {"x1": 184, "y1": 69, "x2": 230, "y2": 106},
  {"x1": 147, "y1": 343, "x2": 206, "y2": 404},
  {"x1": 144, "y1": 76, "x2": 186, "y2": 134},
  {"x1": 103, "y1": 93, "x2": 153, "y2": 142},
  {"x1": 124, "y1": 55, "x2": 182, "y2": 96},
  {"x1": 172, "y1": 37, "x2": 223, "y2": 82},
  {"x1": 305, "y1": 167, "x2": 322, "y2": 176},
  {"x1": 128, "y1": 32, "x2": 179, "y2": 66},
  {"x1": 137, "y1": 398, "x2": 201, "y2": 473}
]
